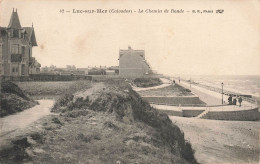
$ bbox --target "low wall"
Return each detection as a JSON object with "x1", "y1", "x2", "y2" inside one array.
[
  {"x1": 143, "y1": 96, "x2": 206, "y2": 106},
  {"x1": 159, "y1": 109, "x2": 204, "y2": 117},
  {"x1": 157, "y1": 109, "x2": 183, "y2": 117},
  {"x1": 91, "y1": 75, "x2": 121, "y2": 81},
  {"x1": 201, "y1": 108, "x2": 259, "y2": 121},
  {"x1": 1, "y1": 75, "x2": 121, "y2": 81},
  {"x1": 182, "y1": 110, "x2": 205, "y2": 117},
  {"x1": 1, "y1": 76, "x2": 29, "y2": 81}
]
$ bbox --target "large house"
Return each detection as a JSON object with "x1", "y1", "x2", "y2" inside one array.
[
  {"x1": 119, "y1": 46, "x2": 151, "y2": 78},
  {"x1": 0, "y1": 9, "x2": 40, "y2": 80}
]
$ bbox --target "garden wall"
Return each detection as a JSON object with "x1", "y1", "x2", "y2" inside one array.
[
  {"x1": 201, "y1": 108, "x2": 259, "y2": 121},
  {"x1": 182, "y1": 110, "x2": 205, "y2": 117},
  {"x1": 143, "y1": 96, "x2": 206, "y2": 106}
]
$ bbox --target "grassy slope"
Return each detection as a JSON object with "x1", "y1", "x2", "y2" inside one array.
[
  {"x1": 50, "y1": 82, "x2": 196, "y2": 163},
  {"x1": 0, "y1": 81, "x2": 38, "y2": 117},
  {"x1": 138, "y1": 84, "x2": 193, "y2": 97},
  {"x1": 15, "y1": 81, "x2": 92, "y2": 100},
  {"x1": 0, "y1": 80, "x2": 197, "y2": 163}
]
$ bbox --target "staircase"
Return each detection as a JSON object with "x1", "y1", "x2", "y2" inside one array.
[{"x1": 196, "y1": 109, "x2": 209, "y2": 119}]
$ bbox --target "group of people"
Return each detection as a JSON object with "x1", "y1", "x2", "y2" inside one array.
[{"x1": 228, "y1": 95, "x2": 243, "y2": 107}]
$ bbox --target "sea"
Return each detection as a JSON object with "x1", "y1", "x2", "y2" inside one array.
[{"x1": 171, "y1": 75, "x2": 260, "y2": 98}]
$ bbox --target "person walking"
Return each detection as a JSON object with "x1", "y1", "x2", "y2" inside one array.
[
  {"x1": 238, "y1": 96, "x2": 242, "y2": 107},
  {"x1": 233, "y1": 97, "x2": 237, "y2": 105},
  {"x1": 228, "y1": 95, "x2": 232, "y2": 105}
]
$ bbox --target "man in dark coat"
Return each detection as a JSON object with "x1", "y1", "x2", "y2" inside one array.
[
  {"x1": 228, "y1": 95, "x2": 232, "y2": 105},
  {"x1": 233, "y1": 97, "x2": 237, "y2": 105},
  {"x1": 238, "y1": 96, "x2": 242, "y2": 107}
]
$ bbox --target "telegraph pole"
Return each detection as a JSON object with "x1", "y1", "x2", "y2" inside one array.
[{"x1": 221, "y1": 82, "x2": 224, "y2": 104}]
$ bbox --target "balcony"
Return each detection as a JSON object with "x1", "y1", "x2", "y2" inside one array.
[
  {"x1": 11, "y1": 54, "x2": 22, "y2": 63},
  {"x1": 29, "y1": 57, "x2": 35, "y2": 65}
]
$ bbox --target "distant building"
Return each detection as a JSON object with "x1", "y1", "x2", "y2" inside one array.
[
  {"x1": 108, "y1": 66, "x2": 119, "y2": 74},
  {"x1": 119, "y1": 46, "x2": 151, "y2": 78},
  {"x1": 77, "y1": 68, "x2": 89, "y2": 75},
  {"x1": 29, "y1": 57, "x2": 41, "y2": 74},
  {"x1": 0, "y1": 9, "x2": 40, "y2": 79},
  {"x1": 88, "y1": 66, "x2": 106, "y2": 75},
  {"x1": 106, "y1": 70, "x2": 116, "y2": 75},
  {"x1": 60, "y1": 70, "x2": 85, "y2": 76}
]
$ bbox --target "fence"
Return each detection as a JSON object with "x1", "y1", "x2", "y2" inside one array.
[
  {"x1": 1, "y1": 74, "x2": 122, "y2": 81},
  {"x1": 150, "y1": 101, "x2": 258, "y2": 110}
]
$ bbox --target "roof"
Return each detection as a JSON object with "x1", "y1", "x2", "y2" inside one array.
[
  {"x1": 119, "y1": 47, "x2": 145, "y2": 59},
  {"x1": 23, "y1": 27, "x2": 38, "y2": 46},
  {"x1": 8, "y1": 10, "x2": 22, "y2": 29},
  {"x1": 1, "y1": 9, "x2": 37, "y2": 46}
]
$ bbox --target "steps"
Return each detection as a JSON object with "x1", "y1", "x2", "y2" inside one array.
[{"x1": 196, "y1": 109, "x2": 209, "y2": 119}]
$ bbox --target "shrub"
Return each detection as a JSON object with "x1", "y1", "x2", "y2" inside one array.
[{"x1": 133, "y1": 78, "x2": 162, "y2": 88}]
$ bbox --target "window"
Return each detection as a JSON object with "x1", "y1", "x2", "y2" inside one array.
[
  {"x1": 13, "y1": 30, "x2": 19, "y2": 37},
  {"x1": 12, "y1": 67, "x2": 15, "y2": 72},
  {"x1": 11, "y1": 44, "x2": 19, "y2": 54},
  {"x1": 22, "y1": 46, "x2": 25, "y2": 55}
]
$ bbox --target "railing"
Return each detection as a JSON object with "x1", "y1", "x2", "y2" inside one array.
[
  {"x1": 149, "y1": 102, "x2": 206, "y2": 107},
  {"x1": 178, "y1": 78, "x2": 258, "y2": 105},
  {"x1": 150, "y1": 101, "x2": 259, "y2": 111}
]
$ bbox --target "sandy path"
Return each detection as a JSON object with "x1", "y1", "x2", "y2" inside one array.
[
  {"x1": 170, "y1": 116, "x2": 260, "y2": 164},
  {"x1": 0, "y1": 100, "x2": 54, "y2": 140}
]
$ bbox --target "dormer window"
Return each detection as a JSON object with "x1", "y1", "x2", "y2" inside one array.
[{"x1": 13, "y1": 29, "x2": 19, "y2": 37}]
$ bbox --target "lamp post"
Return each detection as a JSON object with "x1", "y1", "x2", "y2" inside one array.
[{"x1": 221, "y1": 82, "x2": 224, "y2": 104}]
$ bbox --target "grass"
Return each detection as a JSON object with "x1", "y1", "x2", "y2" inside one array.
[
  {"x1": 1, "y1": 80, "x2": 198, "y2": 163},
  {"x1": 0, "y1": 81, "x2": 38, "y2": 117},
  {"x1": 1, "y1": 111, "x2": 195, "y2": 163},
  {"x1": 132, "y1": 78, "x2": 163, "y2": 88},
  {"x1": 50, "y1": 81, "x2": 197, "y2": 163},
  {"x1": 15, "y1": 80, "x2": 92, "y2": 99},
  {"x1": 138, "y1": 83, "x2": 193, "y2": 97}
]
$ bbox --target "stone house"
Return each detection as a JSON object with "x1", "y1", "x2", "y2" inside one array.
[
  {"x1": 119, "y1": 46, "x2": 151, "y2": 78},
  {"x1": 0, "y1": 9, "x2": 40, "y2": 79}
]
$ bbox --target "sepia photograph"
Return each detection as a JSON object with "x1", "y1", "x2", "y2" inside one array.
[{"x1": 0, "y1": 0, "x2": 259, "y2": 163}]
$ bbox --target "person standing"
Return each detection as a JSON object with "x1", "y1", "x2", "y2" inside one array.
[
  {"x1": 228, "y1": 95, "x2": 232, "y2": 105},
  {"x1": 238, "y1": 96, "x2": 243, "y2": 107}
]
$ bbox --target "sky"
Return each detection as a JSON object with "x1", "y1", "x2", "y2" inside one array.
[{"x1": 1, "y1": 0, "x2": 260, "y2": 76}]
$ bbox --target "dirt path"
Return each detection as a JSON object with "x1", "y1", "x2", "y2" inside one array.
[
  {"x1": 0, "y1": 100, "x2": 55, "y2": 144},
  {"x1": 170, "y1": 116, "x2": 260, "y2": 164}
]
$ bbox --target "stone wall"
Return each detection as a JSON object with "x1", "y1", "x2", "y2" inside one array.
[
  {"x1": 142, "y1": 96, "x2": 206, "y2": 106},
  {"x1": 182, "y1": 110, "x2": 205, "y2": 117},
  {"x1": 157, "y1": 109, "x2": 183, "y2": 117},
  {"x1": 201, "y1": 108, "x2": 259, "y2": 121}
]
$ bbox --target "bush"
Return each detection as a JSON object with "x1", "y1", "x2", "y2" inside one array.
[
  {"x1": 133, "y1": 78, "x2": 162, "y2": 88},
  {"x1": 1, "y1": 81, "x2": 30, "y2": 100},
  {"x1": 51, "y1": 82, "x2": 197, "y2": 163}
]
